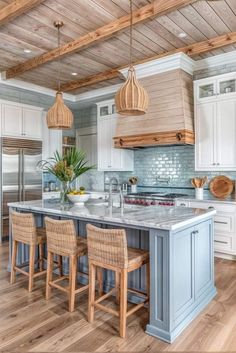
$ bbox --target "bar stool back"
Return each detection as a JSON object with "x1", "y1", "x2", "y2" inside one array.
[
  {"x1": 10, "y1": 211, "x2": 47, "y2": 292},
  {"x1": 87, "y1": 224, "x2": 150, "y2": 338},
  {"x1": 45, "y1": 217, "x2": 88, "y2": 312}
]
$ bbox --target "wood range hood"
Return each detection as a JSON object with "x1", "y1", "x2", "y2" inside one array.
[{"x1": 114, "y1": 69, "x2": 194, "y2": 149}]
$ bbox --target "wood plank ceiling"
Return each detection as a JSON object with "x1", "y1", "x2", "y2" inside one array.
[{"x1": 0, "y1": 0, "x2": 236, "y2": 94}]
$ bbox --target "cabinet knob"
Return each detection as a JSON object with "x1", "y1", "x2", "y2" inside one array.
[
  {"x1": 217, "y1": 163, "x2": 220, "y2": 165},
  {"x1": 212, "y1": 163, "x2": 216, "y2": 165},
  {"x1": 176, "y1": 132, "x2": 183, "y2": 141}
]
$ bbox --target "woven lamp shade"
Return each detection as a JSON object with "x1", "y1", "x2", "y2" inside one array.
[
  {"x1": 115, "y1": 67, "x2": 149, "y2": 116},
  {"x1": 47, "y1": 92, "x2": 73, "y2": 129}
]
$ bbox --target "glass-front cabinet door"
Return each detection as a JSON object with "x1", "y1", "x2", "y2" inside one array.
[
  {"x1": 218, "y1": 77, "x2": 236, "y2": 98},
  {"x1": 99, "y1": 105, "x2": 109, "y2": 117},
  {"x1": 198, "y1": 82, "x2": 216, "y2": 100}
]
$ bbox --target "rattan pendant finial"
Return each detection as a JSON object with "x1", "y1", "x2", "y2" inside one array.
[{"x1": 47, "y1": 92, "x2": 73, "y2": 129}]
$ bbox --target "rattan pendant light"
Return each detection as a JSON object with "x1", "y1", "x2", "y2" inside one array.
[
  {"x1": 47, "y1": 21, "x2": 73, "y2": 129},
  {"x1": 115, "y1": 0, "x2": 149, "y2": 116}
]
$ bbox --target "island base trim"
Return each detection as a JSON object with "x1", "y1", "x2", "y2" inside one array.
[{"x1": 146, "y1": 286, "x2": 217, "y2": 343}]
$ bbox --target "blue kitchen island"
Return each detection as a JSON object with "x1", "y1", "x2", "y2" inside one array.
[{"x1": 8, "y1": 199, "x2": 216, "y2": 343}]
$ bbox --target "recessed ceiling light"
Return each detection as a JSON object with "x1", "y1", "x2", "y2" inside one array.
[
  {"x1": 71, "y1": 72, "x2": 78, "y2": 76},
  {"x1": 23, "y1": 49, "x2": 31, "y2": 53},
  {"x1": 178, "y1": 32, "x2": 187, "y2": 38}
]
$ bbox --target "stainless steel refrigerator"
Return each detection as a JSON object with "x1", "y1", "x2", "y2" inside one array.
[{"x1": 1, "y1": 138, "x2": 42, "y2": 242}]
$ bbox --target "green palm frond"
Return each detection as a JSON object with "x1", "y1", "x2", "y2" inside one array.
[{"x1": 39, "y1": 147, "x2": 95, "y2": 182}]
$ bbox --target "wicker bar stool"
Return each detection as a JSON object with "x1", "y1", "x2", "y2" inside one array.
[
  {"x1": 45, "y1": 217, "x2": 90, "y2": 312},
  {"x1": 10, "y1": 211, "x2": 48, "y2": 292},
  {"x1": 86, "y1": 224, "x2": 150, "y2": 338}
]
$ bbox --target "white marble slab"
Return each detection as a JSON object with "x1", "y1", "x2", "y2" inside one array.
[
  {"x1": 177, "y1": 193, "x2": 236, "y2": 205},
  {"x1": 8, "y1": 199, "x2": 216, "y2": 231}
]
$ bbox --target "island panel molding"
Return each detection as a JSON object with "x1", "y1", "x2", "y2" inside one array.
[{"x1": 4, "y1": 0, "x2": 197, "y2": 80}]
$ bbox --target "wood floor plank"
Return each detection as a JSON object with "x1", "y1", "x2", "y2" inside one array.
[{"x1": 1, "y1": 242, "x2": 236, "y2": 352}]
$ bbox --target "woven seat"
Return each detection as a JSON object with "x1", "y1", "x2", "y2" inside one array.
[
  {"x1": 87, "y1": 224, "x2": 150, "y2": 339},
  {"x1": 128, "y1": 247, "x2": 149, "y2": 267},
  {"x1": 45, "y1": 217, "x2": 91, "y2": 312},
  {"x1": 36, "y1": 228, "x2": 47, "y2": 244},
  {"x1": 10, "y1": 211, "x2": 48, "y2": 292}
]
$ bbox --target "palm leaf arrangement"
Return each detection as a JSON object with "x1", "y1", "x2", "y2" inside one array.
[
  {"x1": 42, "y1": 147, "x2": 94, "y2": 182},
  {"x1": 40, "y1": 148, "x2": 95, "y2": 203}
]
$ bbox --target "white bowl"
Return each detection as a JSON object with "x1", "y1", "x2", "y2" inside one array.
[{"x1": 67, "y1": 193, "x2": 90, "y2": 205}]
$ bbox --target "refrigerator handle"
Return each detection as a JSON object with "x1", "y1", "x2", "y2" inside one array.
[
  {"x1": 18, "y1": 150, "x2": 22, "y2": 202},
  {"x1": 22, "y1": 149, "x2": 25, "y2": 201}
]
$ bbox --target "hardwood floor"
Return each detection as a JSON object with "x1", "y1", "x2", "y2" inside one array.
[{"x1": 1, "y1": 242, "x2": 236, "y2": 352}]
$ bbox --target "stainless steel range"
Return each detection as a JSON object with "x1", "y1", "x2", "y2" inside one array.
[{"x1": 124, "y1": 192, "x2": 188, "y2": 206}]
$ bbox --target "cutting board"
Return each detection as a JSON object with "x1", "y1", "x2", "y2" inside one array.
[{"x1": 209, "y1": 176, "x2": 234, "y2": 198}]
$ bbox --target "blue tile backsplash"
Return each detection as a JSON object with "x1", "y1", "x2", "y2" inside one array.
[{"x1": 104, "y1": 145, "x2": 236, "y2": 192}]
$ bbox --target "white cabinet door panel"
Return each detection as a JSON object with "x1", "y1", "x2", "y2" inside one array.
[
  {"x1": 98, "y1": 116, "x2": 112, "y2": 170},
  {"x1": 216, "y1": 99, "x2": 236, "y2": 169},
  {"x1": 23, "y1": 108, "x2": 42, "y2": 139},
  {"x1": 110, "y1": 116, "x2": 122, "y2": 170},
  {"x1": 195, "y1": 102, "x2": 215, "y2": 170},
  {"x1": 2, "y1": 104, "x2": 22, "y2": 137}
]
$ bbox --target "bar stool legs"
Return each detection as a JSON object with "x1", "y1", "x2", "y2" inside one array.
[
  {"x1": 120, "y1": 269, "x2": 128, "y2": 338},
  {"x1": 69, "y1": 255, "x2": 77, "y2": 313},
  {"x1": 88, "y1": 263, "x2": 96, "y2": 323},
  {"x1": 10, "y1": 239, "x2": 17, "y2": 285},
  {"x1": 11, "y1": 239, "x2": 46, "y2": 293},
  {"x1": 29, "y1": 244, "x2": 36, "y2": 292}
]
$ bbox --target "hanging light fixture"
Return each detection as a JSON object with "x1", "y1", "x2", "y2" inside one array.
[
  {"x1": 115, "y1": 0, "x2": 149, "y2": 116},
  {"x1": 47, "y1": 21, "x2": 73, "y2": 129}
]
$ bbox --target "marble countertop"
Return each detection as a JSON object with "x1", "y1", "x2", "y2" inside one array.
[
  {"x1": 176, "y1": 192, "x2": 236, "y2": 205},
  {"x1": 8, "y1": 199, "x2": 216, "y2": 231}
]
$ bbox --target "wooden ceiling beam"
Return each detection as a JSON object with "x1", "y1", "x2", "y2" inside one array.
[
  {"x1": 5, "y1": 0, "x2": 197, "y2": 79},
  {"x1": 61, "y1": 31, "x2": 236, "y2": 92},
  {"x1": 0, "y1": 0, "x2": 45, "y2": 27}
]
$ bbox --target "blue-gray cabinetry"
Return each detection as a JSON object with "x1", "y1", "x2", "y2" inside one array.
[{"x1": 147, "y1": 219, "x2": 216, "y2": 343}]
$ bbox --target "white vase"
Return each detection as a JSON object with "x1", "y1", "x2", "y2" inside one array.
[
  {"x1": 131, "y1": 185, "x2": 137, "y2": 193},
  {"x1": 195, "y1": 188, "x2": 203, "y2": 200}
]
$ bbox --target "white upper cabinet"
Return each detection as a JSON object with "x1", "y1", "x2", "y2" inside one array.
[
  {"x1": 1, "y1": 103, "x2": 22, "y2": 137},
  {"x1": 23, "y1": 108, "x2": 42, "y2": 139},
  {"x1": 42, "y1": 112, "x2": 62, "y2": 161},
  {"x1": 195, "y1": 102, "x2": 215, "y2": 170},
  {"x1": 195, "y1": 72, "x2": 236, "y2": 103},
  {"x1": 195, "y1": 73, "x2": 236, "y2": 171},
  {"x1": 216, "y1": 99, "x2": 236, "y2": 169},
  {"x1": 1, "y1": 101, "x2": 43, "y2": 140},
  {"x1": 97, "y1": 100, "x2": 134, "y2": 171}
]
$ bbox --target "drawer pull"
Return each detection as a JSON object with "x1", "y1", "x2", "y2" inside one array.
[
  {"x1": 214, "y1": 221, "x2": 228, "y2": 225},
  {"x1": 180, "y1": 203, "x2": 186, "y2": 206},
  {"x1": 208, "y1": 206, "x2": 214, "y2": 209},
  {"x1": 214, "y1": 240, "x2": 228, "y2": 244}
]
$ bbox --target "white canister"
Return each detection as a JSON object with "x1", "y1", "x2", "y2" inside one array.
[
  {"x1": 195, "y1": 187, "x2": 203, "y2": 200},
  {"x1": 131, "y1": 184, "x2": 137, "y2": 193}
]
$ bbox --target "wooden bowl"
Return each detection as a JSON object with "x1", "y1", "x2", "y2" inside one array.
[{"x1": 209, "y1": 176, "x2": 234, "y2": 199}]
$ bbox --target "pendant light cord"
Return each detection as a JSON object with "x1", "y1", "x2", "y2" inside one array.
[
  {"x1": 129, "y1": 0, "x2": 133, "y2": 69},
  {"x1": 57, "y1": 25, "x2": 61, "y2": 92}
]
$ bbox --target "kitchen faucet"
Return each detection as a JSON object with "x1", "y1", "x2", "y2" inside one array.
[{"x1": 108, "y1": 177, "x2": 124, "y2": 209}]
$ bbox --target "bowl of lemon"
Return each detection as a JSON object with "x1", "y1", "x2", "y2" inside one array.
[{"x1": 67, "y1": 187, "x2": 90, "y2": 205}]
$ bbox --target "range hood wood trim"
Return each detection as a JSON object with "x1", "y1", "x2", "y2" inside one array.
[{"x1": 114, "y1": 129, "x2": 194, "y2": 149}]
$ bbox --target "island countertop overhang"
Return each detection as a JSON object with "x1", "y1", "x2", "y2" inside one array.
[{"x1": 8, "y1": 200, "x2": 216, "y2": 231}]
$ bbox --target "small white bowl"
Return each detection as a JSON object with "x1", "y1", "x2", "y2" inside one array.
[{"x1": 67, "y1": 193, "x2": 90, "y2": 205}]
